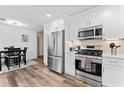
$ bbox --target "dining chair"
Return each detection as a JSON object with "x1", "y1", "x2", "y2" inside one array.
[
  {"x1": 20, "y1": 47, "x2": 27, "y2": 65},
  {"x1": 4, "y1": 48, "x2": 21, "y2": 70}
]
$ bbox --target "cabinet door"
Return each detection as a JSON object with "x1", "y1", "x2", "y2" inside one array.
[
  {"x1": 103, "y1": 6, "x2": 124, "y2": 40},
  {"x1": 79, "y1": 7, "x2": 102, "y2": 28},
  {"x1": 65, "y1": 18, "x2": 70, "y2": 41},
  {"x1": 90, "y1": 9, "x2": 102, "y2": 26},
  {"x1": 102, "y1": 64, "x2": 124, "y2": 87},
  {"x1": 69, "y1": 15, "x2": 79, "y2": 41},
  {"x1": 79, "y1": 13, "x2": 88, "y2": 28},
  {"x1": 65, "y1": 53, "x2": 75, "y2": 76}
]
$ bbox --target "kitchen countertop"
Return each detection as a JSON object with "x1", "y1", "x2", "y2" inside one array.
[
  {"x1": 103, "y1": 53, "x2": 124, "y2": 59},
  {"x1": 65, "y1": 51, "x2": 77, "y2": 54}
]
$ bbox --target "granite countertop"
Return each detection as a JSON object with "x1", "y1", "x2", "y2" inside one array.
[{"x1": 103, "y1": 53, "x2": 124, "y2": 59}]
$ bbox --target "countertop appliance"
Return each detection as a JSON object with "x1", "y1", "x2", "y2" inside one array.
[
  {"x1": 48, "y1": 30, "x2": 65, "y2": 74},
  {"x1": 78, "y1": 25, "x2": 102, "y2": 40},
  {"x1": 75, "y1": 45, "x2": 103, "y2": 86}
]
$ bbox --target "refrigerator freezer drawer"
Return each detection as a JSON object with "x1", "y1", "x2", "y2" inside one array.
[{"x1": 48, "y1": 56, "x2": 64, "y2": 74}]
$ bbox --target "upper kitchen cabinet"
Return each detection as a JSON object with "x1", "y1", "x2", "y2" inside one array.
[
  {"x1": 51, "y1": 20, "x2": 65, "y2": 32},
  {"x1": 78, "y1": 7, "x2": 103, "y2": 29},
  {"x1": 68, "y1": 14, "x2": 80, "y2": 41},
  {"x1": 65, "y1": 6, "x2": 103, "y2": 41},
  {"x1": 44, "y1": 16, "x2": 66, "y2": 33},
  {"x1": 64, "y1": 17, "x2": 71, "y2": 41},
  {"x1": 103, "y1": 6, "x2": 124, "y2": 40}
]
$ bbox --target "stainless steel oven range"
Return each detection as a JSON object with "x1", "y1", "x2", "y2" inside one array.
[{"x1": 75, "y1": 45, "x2": 103, "y2": 87}]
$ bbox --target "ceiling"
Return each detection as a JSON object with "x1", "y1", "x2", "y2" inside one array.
[{"x1": 0, "y1": 5, "x2": 95, "y2": 31}]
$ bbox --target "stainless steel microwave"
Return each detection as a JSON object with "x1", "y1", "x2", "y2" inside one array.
[{"x1": 78, "y1": 25, "x2": 102, "y2": 39}]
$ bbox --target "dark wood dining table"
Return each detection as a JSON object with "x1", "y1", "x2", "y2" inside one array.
[{"x1": 0, "y1": 50, "x2": 26, "y2": 71}]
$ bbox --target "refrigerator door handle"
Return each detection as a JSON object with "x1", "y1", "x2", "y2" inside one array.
[
  {"x1": 53, "y1": 35, "x2": 56, "y2": 54},
  {"x1": 51, "y1": 34, "x2": 54, "y2": 54},
  {"x1": 54, "y1": 33, "x2": 57, "y2": 55},
  {"x1": 50, "y1": 34, "x2": 53, "y2": 55}
]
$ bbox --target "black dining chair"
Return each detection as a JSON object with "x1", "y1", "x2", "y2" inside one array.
[
  {"x1": 4, "y1": 48, "x2": 21, "y2": 70},
  {"x1": 20, "y1": 47, "x2": 27, "y2": 65}
]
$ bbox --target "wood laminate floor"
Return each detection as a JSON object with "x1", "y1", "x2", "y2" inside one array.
[{"x1": 0, "y1": 58, "x2": 92, "y2": 87}]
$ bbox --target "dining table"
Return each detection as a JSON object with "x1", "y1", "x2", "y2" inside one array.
[{"x1": 0, "y1": 49, "x2": 26, "y2": 71}]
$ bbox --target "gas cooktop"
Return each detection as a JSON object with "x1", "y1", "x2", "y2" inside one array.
[{"x1": 76, "y1": 49, "x2": 103, "y2": 57}]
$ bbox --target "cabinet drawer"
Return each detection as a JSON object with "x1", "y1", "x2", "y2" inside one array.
[
  {"x1": 102, "y1": 57, "x2": 124, "y2": 67},
  {"x1": 102, "y1": 65, "x2": 124, "y2": 87}
]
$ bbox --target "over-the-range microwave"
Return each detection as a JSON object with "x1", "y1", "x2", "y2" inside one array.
[{"x1": 78, "y1": 25, "x2": 102, "y2": 40}]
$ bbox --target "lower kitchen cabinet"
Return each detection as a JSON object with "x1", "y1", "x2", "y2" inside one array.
[
  {"x1": 102, "y1": 57, "x2": 124, "y2": 87},
  {"x1": 65, "y1": 52, "x2": 75, "y2": 76}
]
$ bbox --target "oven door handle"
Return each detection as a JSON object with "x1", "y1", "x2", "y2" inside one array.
[{"x1": 91, "y1": 59, "x2": 102, "y2": 64}]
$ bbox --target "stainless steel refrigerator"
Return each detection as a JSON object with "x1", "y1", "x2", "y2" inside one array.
[{"x1": 48, "y1": 30, "x2": 64, "y2": 74}]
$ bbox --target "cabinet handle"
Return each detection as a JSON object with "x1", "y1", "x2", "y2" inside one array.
[{"x1": 110, "y1": 61, "x2": 117, "y2": 64}]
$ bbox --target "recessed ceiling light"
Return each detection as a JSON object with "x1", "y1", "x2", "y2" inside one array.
[
  {"x1": 46, "y1": 14, "x2": 51, "y2": 17},
  {"x1": 5, "y1": 20, "x2": 25, "y2": 27},
  {"x1": 0, "y1": 17, "x2": 26, "y2": 27}
]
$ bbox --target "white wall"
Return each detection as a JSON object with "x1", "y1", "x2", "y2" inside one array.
[{"x1": 0, "y1": 24, "x2": 37, "y2": 60}]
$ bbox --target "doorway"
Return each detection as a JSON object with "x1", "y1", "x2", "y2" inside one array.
[{"x1": 37, "y1": 32, "x2": 44, "y2": 60}]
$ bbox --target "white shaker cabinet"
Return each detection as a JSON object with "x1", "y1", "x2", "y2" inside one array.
[
  {"x1": 65, "y1": 7, "x2": 103, "y2": 41},
  {"x1": 79, "y1": 7, "x2": 102, "y2": 28},
  {"x1": 90, "y1": 8, "x2": 102, "y2": 26},
  {"x1": 68, "y1": 14, "x2": 79, "y2": 41},
  {"x1": 102, "y1": 56, "x2": 124, "y2": 87},
  {"x1": 103, "y1": 6, "x2": 124, "y2": 40},
  {"x1": 65, "y1": 52, "x2": 75, "y2": 76},
  {"x1": 65, "y1": 17, "x2": 71, "y2": 41}
]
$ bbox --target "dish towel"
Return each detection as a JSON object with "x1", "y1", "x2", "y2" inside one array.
[
  {"x1": 81, "y1": 58, "x2": 86, "y2": 69},
  {"x1": 85, "y1": 60, "x2": 92, "y2": 72}
]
